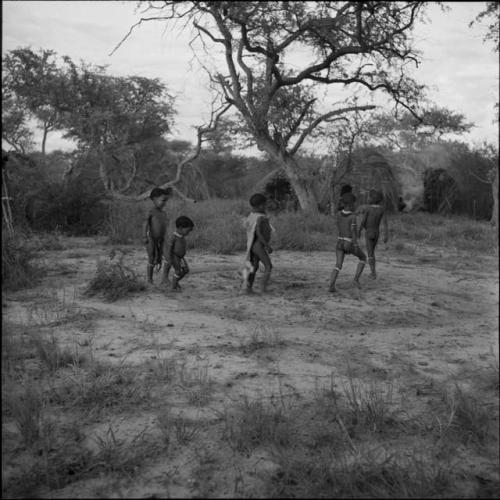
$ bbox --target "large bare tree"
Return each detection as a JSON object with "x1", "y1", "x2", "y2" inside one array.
[{"x1": 114, "y1": 1, "x2": 428, "y2": 212}]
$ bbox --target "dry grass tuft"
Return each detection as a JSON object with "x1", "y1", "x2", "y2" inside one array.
[{"x1": 84, "y1": 251, "x2": 145, "y2": 302}]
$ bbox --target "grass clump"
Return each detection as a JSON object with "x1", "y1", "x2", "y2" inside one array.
[
  {"x1": 178, "y1": 361, "x2": 214, "y2": 407},
  {"x1": 84, "y1": 251, "x2": 145, "y2": 302},
  {"x1": 269, "y1": 448, "x2": 453, "y2": 498},
  {"x1": 241, "y1": 324, "x2": 285, "y2": 353},
  {"x1": 28, "y1": 331, "x2": 84, "y2": 372},
  {"x1": 48, "y1": 362, "x2": 149, "y2": 415},
  {"x1": 9, "y1": 382, "x2": 45, "y2": 447},
  {"x1": 223, "y1": 394, "x2": 292, "y2": 453},
  {"x1": 156, "y1": 411, "x2": 202, "y2": 446},
  {"x1": 438, "y1": 383, "x2": 495, "y2": 446}
]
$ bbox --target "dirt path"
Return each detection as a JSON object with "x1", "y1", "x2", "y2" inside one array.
[{"x1": 3, "y1": 237, "x2": 499, "y2": 497}]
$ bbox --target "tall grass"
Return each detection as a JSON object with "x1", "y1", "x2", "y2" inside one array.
[
  {"x1": 390, "y1": 212, "x2": 498, "y2": 253},
  {"x1": 103, "y1": 198, "x2": 496, "y2": 254}
]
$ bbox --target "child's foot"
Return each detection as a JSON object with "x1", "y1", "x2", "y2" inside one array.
[
  {"x1": 369, "y1": 273, "x2": 376, "y2": 280},
  {"x1": 328, "y1": 286, "x2": 337, "y2": 293},
  {"x1": 353, "y1": 280, "x2": 361, "y2": 289},
  {"x1": 244, "y1": 287, "x2": 255, "y2": 295}
]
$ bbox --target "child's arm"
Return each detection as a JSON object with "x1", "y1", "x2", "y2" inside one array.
[
  {"x1": 358, "y1": 211, "x2": 367, "y2": 238},
  {"x1": 142, "y1": 212, "x2": 151, "y2": 244},
  {"x1": 382, "y1": 211, "x2": 389, "y2": 243}
]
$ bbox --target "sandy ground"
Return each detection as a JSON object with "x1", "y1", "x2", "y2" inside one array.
[{"x1": 2, "y1": 236, "x2": 499, "y2": 497}]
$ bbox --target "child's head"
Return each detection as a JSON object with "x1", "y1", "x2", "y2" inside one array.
[
  {"x1": 340, "y1": 184, "x2": 353, "y2": 196},
  {"x1": 175, "y1": 215, "x2": 194, "y2": 236},
  {"x1": 342, "y1": 192, "x2": 356, "y2": 211},
  {"x1": 368, "y1": 189, "x2": 383, "y2": 204},
  {"x1": 150, "y1": 187, "x2": 171, "y2": 208},
  {"x1": 249, "y1": 193, "x2": 267, "y2": 211}
]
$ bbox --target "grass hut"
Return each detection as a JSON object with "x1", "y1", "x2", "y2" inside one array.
[{"x1": 340, "y1": 147, "x2": 401, "y2": 211}]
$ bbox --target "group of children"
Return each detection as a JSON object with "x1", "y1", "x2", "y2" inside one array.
[{"x1": 143, "y1": 184, "x2": 388, "y2": 293}]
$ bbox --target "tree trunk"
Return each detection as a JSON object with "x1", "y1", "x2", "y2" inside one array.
[
  {"x1": 491, "y1": 165, "x2": 498, "y2": 227},
  {"x1": 283, "y1": 165, "x2": 319, "y2": 213},
  {"x1": 257, "y1": 138, "x2": 319, "y2": 213},
  {"x1": 41, "y1": 125, "x2": 49, "y2": 155}
]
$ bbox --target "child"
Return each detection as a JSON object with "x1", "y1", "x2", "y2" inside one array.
[
  {"x1": 143, "y1": 187, "x2": 172, "y2": 284},
  {"x1": 242, "y1": 193, "x2": 273, "y2": 294},
  {"x1": 329, "y1": 192, "x2": 366, "y2": 292},
  {"x1": 358, "y1": 189, "x2": 389, "y2": 279},
  {"x1": 164, "y1": 216, "x2": 194, "y2": 290}
]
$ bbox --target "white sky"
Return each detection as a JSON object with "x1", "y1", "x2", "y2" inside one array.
[{"x1": 2, "y1": 1, "x2": 499, "y2": 154}]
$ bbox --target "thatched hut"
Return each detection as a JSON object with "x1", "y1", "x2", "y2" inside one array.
[
  {"x1": 337, "y1": 147, "x2": 402, "y2": 211},
  {"x1": 391, "y1": 143, "x2": 493, "y2": 218}
]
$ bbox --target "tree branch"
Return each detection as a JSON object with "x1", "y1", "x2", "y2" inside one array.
[
  {"x1": 290, "y1": 105, "x2": 375, "y2": 156},
  {"x1": 103, "y1": 101, "x2": 232, "y2": 202}
]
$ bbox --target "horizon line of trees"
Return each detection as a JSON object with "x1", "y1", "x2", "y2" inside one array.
[{"x1": 2, "y1": 1, "x2": 498, "y2": 228}]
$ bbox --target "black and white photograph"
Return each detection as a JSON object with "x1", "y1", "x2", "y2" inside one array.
[{"x1": 2, "y1": 1, "x2": 499, "y2": 497}]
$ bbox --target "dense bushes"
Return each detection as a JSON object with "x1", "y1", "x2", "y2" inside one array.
[
  {"x1": 1, "y1": 230, "x2": 43, "y2": 290},
  {"x1": 25, "y1": 181, "x2": 107, "y2": 235}
]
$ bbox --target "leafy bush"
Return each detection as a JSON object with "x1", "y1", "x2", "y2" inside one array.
[
  {"x1": 27, "y1": 181, "x2": 107, "y2": 235},
  {"x1": 1, "y1": 230, "x2": 43, "y2": 290}
]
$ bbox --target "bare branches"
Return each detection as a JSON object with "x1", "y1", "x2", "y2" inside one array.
[
  {"x1": 283, "y1": 98, "x2": 317, "y2": 146},
  {"x1": 103, "y1": 99, "x2": 232, "y2": 202},
  {"x1": 290, "y1": 105, "x2": 375, "y2": 156},
  {"x1": 109, "y1": 16, "x2": 171, "y2": 56}
]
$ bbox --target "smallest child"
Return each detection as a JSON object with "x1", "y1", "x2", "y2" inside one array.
[{"x1": 164, "y1": 216, "x2": 194, "y2": 291}]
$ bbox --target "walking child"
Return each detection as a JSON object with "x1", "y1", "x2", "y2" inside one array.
[
  {"x1": 164, "y1": 216, "x2": 194, "y2": 290},
  {"x1": 143, "y1": 187, "x2": 172, "y2": 284},
  {"x1": 242, "y1": 193, "x2": 273, "y2": 294},
  {"x1": 358, "y1": 189, "x2": 389, "y2": 279},
  {"x1": 329, "y1": 192, "x2": 366, "y2": 292}
]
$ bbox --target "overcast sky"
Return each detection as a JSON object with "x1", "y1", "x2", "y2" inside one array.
[{"x1": 2, "y1": 1, "x2": 499, "y2": 154}]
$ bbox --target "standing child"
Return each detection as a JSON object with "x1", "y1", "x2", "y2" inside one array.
[
  {"x1": 358, "y1": 189, "x2": 389, "y2": 279},
  {"x1": 242, "y1": 193, "x2": 273, "y2": 294},
  {"x1": 143, "y1": 187, "x2": 171, "y2": 284},
  {"x1": 164, "y1": 216, "x2": 194, "y2": 290},
  {"x1": 329, "y1": 192, "x2": 366, "y2": 292}
]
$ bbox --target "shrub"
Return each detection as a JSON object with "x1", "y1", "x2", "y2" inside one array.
[
  {"x1": 84, "y1": 251, "x2": 145, "y2": 301},
  {"x1": 1, "y1": 230, "x2": 43, "y2": 290},
  {"x1": 25, "y1": 181, "x2": 107, "y2": 235}
]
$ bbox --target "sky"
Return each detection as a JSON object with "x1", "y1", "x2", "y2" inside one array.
[{"x1": 2, "y1": 1, "x2": 499, "y2": 154}]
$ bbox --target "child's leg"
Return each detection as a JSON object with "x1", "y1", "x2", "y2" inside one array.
[
  {"x1": 161, "y1": 261, "x2": 171, "y2": 284},
  {"x1": 177, "y1": 259, "x2": 189, "y2": 282},
  {"x1": 329, "y1": 250, "x2": 345, "y2": 292},
  {"x1": 251, "y1": 243, "x2": 272, "y2": 292},
  {"x1": 246, "y1": 252, "x2": 260, "y2": 291},
  {"x1": 170, "y1": 256, "x2": 183, "y2": 290},
  {"x1": 365, "y1": 234, "x2": 377, "y2": 278},
  {"x1": 146, "y1": 241, "x2": 156, "y2": 283},
  {"x1": 353, "y1": 247, "x2": 367, "y2": 287}
]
